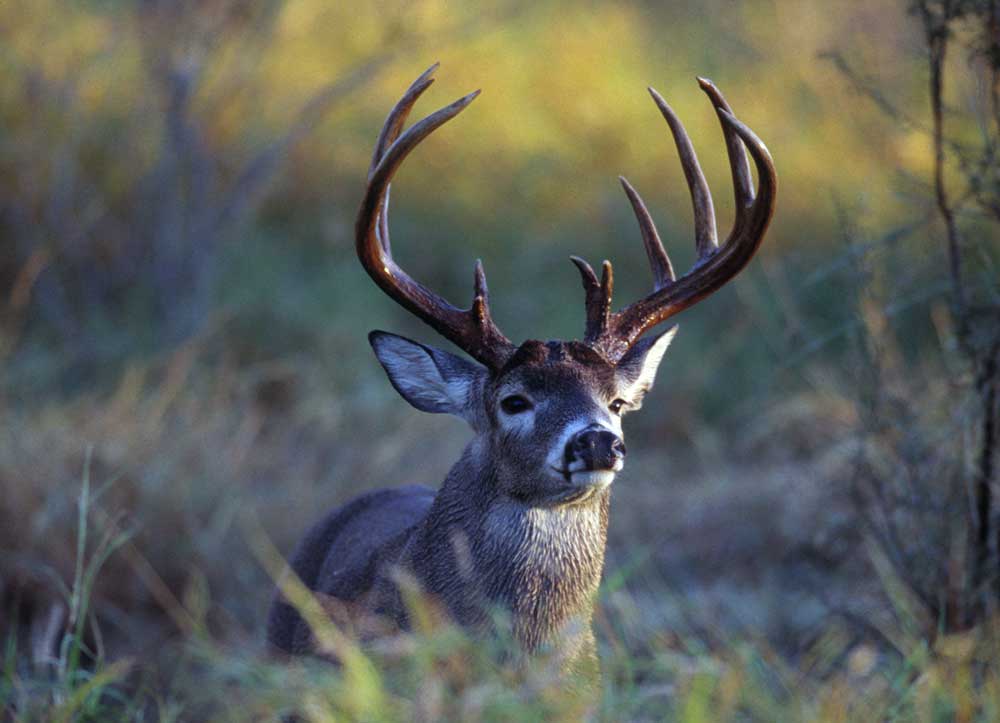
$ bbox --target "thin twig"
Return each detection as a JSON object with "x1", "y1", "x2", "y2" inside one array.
[{"x1": 920, "y1": 2, "x2": 968, "y2": 316}]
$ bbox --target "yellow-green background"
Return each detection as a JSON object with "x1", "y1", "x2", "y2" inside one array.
[{"x1": 2, "y1": 0, "x2": 998, "y2": 719}]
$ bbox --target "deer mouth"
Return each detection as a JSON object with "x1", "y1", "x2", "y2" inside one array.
[
  {"x1": 569, "y1": 470, "x2": 617, "y2": 488},
  {"x1": 542, "y1": 472, "x2": 614, "y2": 507},
  {"x1": 549, "y1": 465, "x2": 617, "y2": 488}
]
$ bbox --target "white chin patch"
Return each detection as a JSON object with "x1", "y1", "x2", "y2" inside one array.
[{"x1": 570, "y1": 470, "x2": 616, "y2": 488}]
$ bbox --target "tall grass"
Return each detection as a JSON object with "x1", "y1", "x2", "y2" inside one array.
[
  {"x1": 2, "y1": 451, "x2": 133, "y2": 721},
  {"x1": 4, "y1": 467, "x2": 1000, "y2": 721}
]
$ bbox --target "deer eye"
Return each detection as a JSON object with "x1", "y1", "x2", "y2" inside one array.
[
  {"x1": 500, "y1": 395, "x2": 533, "y2": 414},
  {"x1": 609, "y1": 399, "x2": 627, "y2": 415}
]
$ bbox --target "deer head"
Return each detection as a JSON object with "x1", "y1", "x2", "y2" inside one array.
[{"x1": 356, "y1": 64, "x2": 776, "y2": 507}]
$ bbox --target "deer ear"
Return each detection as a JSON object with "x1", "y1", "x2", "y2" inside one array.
[
  {"x1": 616, "y1": 325, "x2": 677, "y2": 402},
  {"x1": 369, "y1": 331, "x2": 485, "y2": 420}
]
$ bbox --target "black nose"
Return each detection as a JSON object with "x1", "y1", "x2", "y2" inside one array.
[{"x1": 567, "y1": 429, "x2": 626, "y2": 471}]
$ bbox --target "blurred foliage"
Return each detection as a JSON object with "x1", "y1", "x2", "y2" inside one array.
[
  {"x1": 1, "y1": 0, "x2": 1000, "y2": 719},
  {"x1": 0, "y1": 0, "x2": 979, "y2": 372}
]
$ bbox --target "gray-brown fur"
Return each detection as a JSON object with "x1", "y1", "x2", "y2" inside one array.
[
  {"x1": 266, "y1": 485, "x2": 434, "y2": 653},
  {"x1": 267, "y1": 335, "x2": 673, "y2": 673}
]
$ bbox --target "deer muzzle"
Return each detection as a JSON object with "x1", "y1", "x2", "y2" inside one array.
[{"x1": 566, "y1": 428, "x2": 626, "y2": 474}]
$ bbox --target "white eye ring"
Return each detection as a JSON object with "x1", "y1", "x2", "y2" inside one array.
[{"x1": 609, "y1": 399, "x2": 627, "y2": 415}]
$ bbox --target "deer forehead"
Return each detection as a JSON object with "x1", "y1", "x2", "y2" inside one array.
[{"x1": 491, "y1": 340, "x2": 618, "y2": 400}]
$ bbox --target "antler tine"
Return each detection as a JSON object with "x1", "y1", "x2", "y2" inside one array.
[
  {"x1": 618, "y1": 176, "x2": 675, "y2": 289},
  {"x1": 368, "y1": 63, "x2": 439, "y2": 179},
  {"x1": 599, "y1": 260, "x2": 613, "y2": 322},
  {"x1": 589, "y1": 82, "x2": 776, "y2": 362},
  {"x1": 570, "y1": 256, "x2": 614, "y2": 344},
  {"x1": 356, "y1": 67, "x2": 515, "y2": 369},
  {"x1": 715, "y1": 108, "x2": 776, "y2": 252},
  {"x1": 570, "y1": 256, "x2": 601, "y2": 339},
  {"x1": 368, "y1": 65, "x2": 438, "y2": 254},
  {"x1": 648, "y1": 87, "x2": 718, "y2": 259},
  {"x1": 697, "y1": 77, "x2": 755, "y2": 226}
]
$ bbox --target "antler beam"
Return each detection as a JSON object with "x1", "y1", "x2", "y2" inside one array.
[
  {"x1": 357, "y1": 68, "x2": 775, "y2": 369},
  {"x1": 574, "y1": 78, "x2": 777, "y2": 362},
  {"x1": 356, "y1": 64, "x2": 515, "y2": 370}
]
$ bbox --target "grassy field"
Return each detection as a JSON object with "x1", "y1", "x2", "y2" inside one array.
[{"x1": 2, "y1": 0, "x2": 1000, "y2": 720}]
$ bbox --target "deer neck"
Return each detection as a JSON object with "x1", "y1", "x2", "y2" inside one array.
[{"x1": 409, "y1": 441, "x2": 610, "y2": 651}]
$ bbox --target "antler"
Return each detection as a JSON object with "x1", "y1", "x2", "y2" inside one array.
[
  {"x1": 573, "y1": 78, "x2": 777, "y2": 362},
  {"x1": 356, "y1": 64, "x2": 515, "y2": 370}
]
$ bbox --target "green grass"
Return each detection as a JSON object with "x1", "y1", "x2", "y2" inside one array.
[{"x1": 3, "y1": 451, "x2": 1000, "y2": 721}]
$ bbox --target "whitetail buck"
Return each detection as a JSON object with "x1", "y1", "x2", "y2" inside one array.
[{"x1": 268, "y1": 65, "x2": 776, "y2": 675}]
